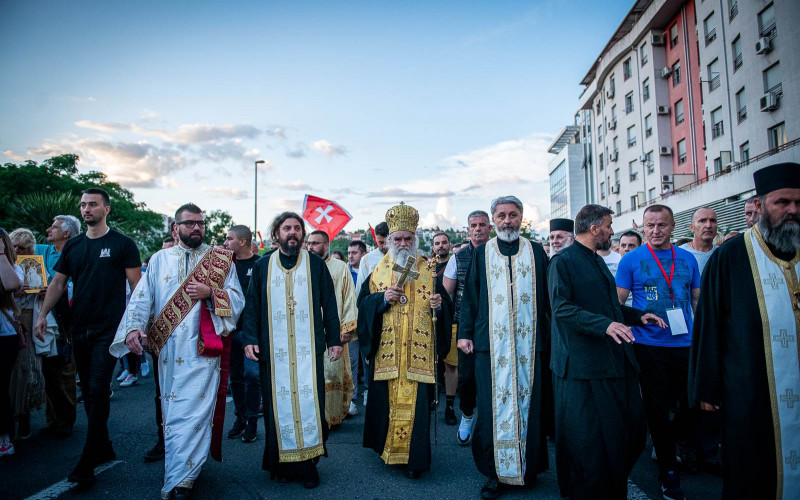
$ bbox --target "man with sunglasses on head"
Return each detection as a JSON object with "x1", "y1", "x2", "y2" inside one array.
[{"x1": 34, "y1": 188, "x2": 141, "y2": 487}]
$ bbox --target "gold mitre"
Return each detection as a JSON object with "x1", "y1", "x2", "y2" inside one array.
[{"x1": 385, "y1": 202, "x2": 419, "y2": 233}]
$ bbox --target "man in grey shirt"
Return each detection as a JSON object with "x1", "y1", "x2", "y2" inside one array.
[{"x1": 679, "y1": 207, "x2": 718, "y2": 274}]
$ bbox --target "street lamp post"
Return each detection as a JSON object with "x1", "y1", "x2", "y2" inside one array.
[{"x1": 254, "y1": 160, "x2": 265, "y2": 236}]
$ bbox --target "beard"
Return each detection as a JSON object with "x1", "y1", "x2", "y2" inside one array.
[
  {"x1": 435, "y1": 247, "x2": 449, "y2": 258},
  {"x1": 279, "y1": 234, "x2": 301, "y2": 257},
  {"x1": 496, "y1": 227, "x2": 520, "y2": 242},
  {"x1": 179, "y1": 231, "x2": 203, "y2": 249},
  {"x1": 758, "y1": 210, "x2": 800, "y2": 253},
  {"x1": 388, "y1": 239, "x2": 417, "y2": 266},
  {"x1": 596, "y1": 235, "x2": 612, "y2": 251}
]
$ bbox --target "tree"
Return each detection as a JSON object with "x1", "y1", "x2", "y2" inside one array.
[{"x1": 204, "y1": 209, "x2": 234, "y2": 246}]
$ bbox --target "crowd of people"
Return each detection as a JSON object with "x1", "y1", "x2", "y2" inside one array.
[{"x1": 0, "y1": 161, "x2": 797, "y2": 500}]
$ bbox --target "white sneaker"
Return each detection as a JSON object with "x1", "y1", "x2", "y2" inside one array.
[
  {"x1": 120, "y1": 374, "x2": 138, "y2": 387},
  {"x1": 457, "y1": 414, "x2": 475, "y2": 445},
  {"x1": 141, "y1": 361, "x2": 150, "y2": 377},
  {"x1": 0, "y1": 434, "x2": 14, "y2": 456},
  {"x1": 363, "y1": 390, "x2": 368, "y2": 407},
  {"x1": 348, "y1": 401, "x2": 359, "y2": 416},
  {"x1": 116, "y1": 369, "x2": 130, "y2": 382}
]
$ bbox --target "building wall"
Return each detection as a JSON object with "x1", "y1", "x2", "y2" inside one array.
[{"x1": 547, "y1": 143, "x2": 586, "y2": 219}]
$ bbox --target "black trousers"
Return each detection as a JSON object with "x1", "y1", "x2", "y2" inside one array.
[
  {"x1": 151, "y1": 352, "x2": 164, "y2": 444},
  {"x1": 456, "y1": 349, "x2": 476, "y2": 416},
  {"x1": 73, "y1": 330, "x2": 118, "y2": 459},
  {"x1": 229, "y1": 331, "x2": 261, "y2": 420},
  {"x1": 42, "y1": 353, "x2": 77, "y2": 429},
  {"x1": 0, "y1": 335, "x2": 19, "y2": 435},
  {"x1": 634, "y1": 344, "x2": 695, "y2": 476}
]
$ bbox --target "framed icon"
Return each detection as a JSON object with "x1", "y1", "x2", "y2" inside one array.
[{"x1": 16, "y1": 255, "x2": 47, "y2": 293}]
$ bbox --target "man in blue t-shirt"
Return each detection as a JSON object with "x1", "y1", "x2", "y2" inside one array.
[{"x1": 616, "y1": 204, "x2": 700, "y2": 500}]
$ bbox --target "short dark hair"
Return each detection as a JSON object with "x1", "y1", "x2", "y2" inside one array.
[
  {"x1": 348, "y1": 240, "x2": 367, "y2": 253},
  {"x1": 229, "y1": 225, "x2": 252, "y2": 245},
  {"x1": 271, "y1": 212, "x2": 306, "y2": 241},
  {"x1": 643, "y1": 204, "x2": 674, "y2": 222},
  {"x1": 745, "y1": 195, "x2": 758, "y2": 204},
  {"x1": 175, "y1": 203, "x2": 202, "y2": 222},
  {"x1": 467, "y1": 210, "x2": 490, "y2": 223},
  {"x1": 332, "y1": 250, "x2": 346, "y2": 260},
  {"x1": 162, "y1": 235, "x2": 174, "y2": 244},
  {"x1": 433, "y1": 232, "x2": 450, "y2": 243},
  {"x1": 82, "y1": 187, "x2": 110, "y2": 206},
  {"x1": 620, "y1": 230, "x2": 642, "y2": 245},
  {"x1": 309, "y1": 230, "x2": 330, "y2": 243},
  {"x1": 575, "y1": 204, "x2": 614, "y2": 235},
  {"x1": 374, "y1": 222, "x2": 389, "y2": 238},
  {"x1": 675, "y1": 237, "x2": 692, "y2": 246}
]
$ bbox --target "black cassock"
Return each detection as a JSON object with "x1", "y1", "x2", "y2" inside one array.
[
  {"x1": 356, "y1": 269, "x2": 453, "y2": 472},
  {"x1": 241, "y1": 250, "x2": 341, "y2": 479},
  {"x1": 458, "y1": 238, "x2": 551, "y2": 485},
  {"x1": 690, "y1": 235, "x2": 796, "y2": 499}
]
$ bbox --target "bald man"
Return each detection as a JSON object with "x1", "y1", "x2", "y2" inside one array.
[{"x1": 679, "y1": 207, "x2": 718, "y2": 274}]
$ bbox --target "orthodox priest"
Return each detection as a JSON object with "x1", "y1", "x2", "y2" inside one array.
[
  {"x1": 690, "y1": 162, "x2": 800, "y2": 499},
  {"x1": 357, "y1": 202, "x2": 453, "y2": 479},
  {"x1": 112, "y1": 203, "x2": 245, "y2": 500},
  {"x1": 242, "y1": 212, "x2": 343, "y2": 489},
  {"x1": 457, "y1": 195, "x2": 550, "y2": 499},
  {"x1": 306, "y1": 230, "x2": 358, "y2": 427}
]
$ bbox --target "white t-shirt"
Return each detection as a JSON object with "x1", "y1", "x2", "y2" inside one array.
[
  {"x1": 601, "y1": 251, "x2": 623, "y2": 278},
  {"x1": 679, "y1": 243, "x2": 718, "y2": 275},
  {"x1": 0, "y1": 265, "x2": 24, "y2": 336},
  {"x1": 443, "y1": 255, "x2": 458, "y2": 280}
]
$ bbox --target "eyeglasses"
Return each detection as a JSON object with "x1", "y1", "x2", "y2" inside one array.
[{"x1": 176, "y1": 221, "x2": 206, "y2": 228}]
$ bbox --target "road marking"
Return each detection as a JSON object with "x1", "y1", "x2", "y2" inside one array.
[
  {"x1": 627, "y1": 479, "x2": 651, "y2": 500},
  {"x1": 24, "y1": 460, "x2": 123, "y2": 500}
]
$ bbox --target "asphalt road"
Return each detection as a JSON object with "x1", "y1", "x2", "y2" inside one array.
[{"x1": 2, "y1": 366, "x2": 722, "y2": 500}]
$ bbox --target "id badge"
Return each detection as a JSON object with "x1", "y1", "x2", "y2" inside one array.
[{"x1": 666, "y1": 308, "x2": 688, "y2": 335}]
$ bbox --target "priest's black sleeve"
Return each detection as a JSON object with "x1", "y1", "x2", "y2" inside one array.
[
  {"x1": 548, "y1": 255, "x2": 612, "y2": 338},
  {"x1": 241, "y1": 258, "x2": 264, "y2": 350},
  {"x1": 620, "y1": 304, "x2": 646, "y2": 327},
  {"x1": 317, "y1": 261, "x2": 341, "y2": 349},
  {"x1": 357, "y1": 273, "x2": 390, "y2": 359},
  {"x1": 435, "y1": 279, "x2": 454, "y2": 358},
  {"x1": 689, "y1": 248, "x2": 725, "y2": 407},
  {"x1": 457, "y1": 247, "x2": 481, "y2": 343}
]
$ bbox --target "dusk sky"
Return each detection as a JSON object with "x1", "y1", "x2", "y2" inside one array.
[{"x1": 1, "y1": 0, "x2": 632, "y2": 234}]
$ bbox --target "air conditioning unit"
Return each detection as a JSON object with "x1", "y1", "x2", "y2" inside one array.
[
  {"x1": 650, "y1": 34, "x2": 666, "y2": 46},
  {"x1": 608, "y1": 119, "x2": 617, "y2": 130},
  {"x1": 755, "y1": 37, "x2": 773, "y2": 55},
  {"x1": 662, "y1": 175, "x2": 672, "y2": 182},
  {"x1": 657, "y1": 105, "x2": 670, "y2": 115},
  {"x1": 606, "y1": 88, "x2": 615, "y2": 99},
  {"x1": 611, "y1": 184, "x2": 620, "y2": 194},
  {"x1": 609, "y1": 151, "x2": 618, "y2": 162},
  {"x1": 660, "y1": 67, "x2": 672, "y2": 79},
  {"x1": 760, "y1": 92, "x2": 779, "y2": 111},
  {"x1": 660, "y1": 146, "x2": 673, "y2": 155},
  {"x1": 639, "y1": 153, "x2": 648, "y2": 162}
]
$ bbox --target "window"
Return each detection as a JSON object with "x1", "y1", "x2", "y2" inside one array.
[
  {"x1": 729, "y1": 0, "x2": 738, "y2": 21},
  {"x1": 598, "y1": 125, "x2": 603, "y2": 144},
  {"x1": 645, "y1": 114, "x2": 653, "y2": 138},
  {"x1": 732, "y1": 36, "x2": 742, "y2": 71},
  {"x1": 768, "y1": 122, "x2": 786, "y2": 150},
  {"x1": 629, "y1": 160, "x2": 638, "y2": 181},
  {"x1": 600, "y1": 181, "x2": 606, "y2": 199},
  {"x1": 612, "y1": 136, "x2": 618, "y2": 154},
  {"x1": 609, "y1": 75, "x2": 616, "y2": 95},
  {"x1": 645, "y1": 151, "x2": 654, "y2": 173},
  {"x1": 740, "y1": 141, "x2": 750, "y2": 163},
  {"x1": 711, "y1": 107, "x2": 724, "y2": 139},
  {"x1": 596, "y1": 100, "x2": 601, "y2": 115},
  {"x1": 640, "y1": 43, "x2": 648, "y2": 66},
  {"x1": 708, "y1": 59, "x2": 720, "y2": 92},
  {"x1": 623, "y1": 58, "x2": 632, "y2": 80},
  {"x1": 599, "y1": 153, "x2": 604, "y2": 171},
  {"x1": 627, "y1": 126, "x2": 636, "y2": 148},
  {"x1": 673, "y1": 60, "x2": 681, "y2": 87},
  {"x1": 736, "y1": 88, "x2": 747, "y2": 123},
  {"x1": 704, "y1": 12, "x2": 717, "y2": 45},
  {"x1": 614, "y1": 168, "x2": 620, "y2": 183},
  {"x1": 616, "y1": 201, "x2": 622, "y2": 214},
  {"x1": 625, "y1": 92, "x2": 634, "y2": 114},
  {"x1": 648, "y1": 187, "x2": 656, "y2": 201},
  {"x1": 642, "y1": 78, "x2": 650, "y2": 101},
  {"x1": 549, "y1": 161, "x2": 568, "y2": 218},
  {"x1": 713, "y1": 157, "x2": 723, "y2": 174},
  {"x1": 759, "y1": 3, "x2": 776, "y2": 40},
  {"x1": 611, "y1": 105, "x2": 617, "y2": 121},
  {"x1": 669, "y1": 24, "x2": 679, "y2": 48},
  {"x1": 677, "y1": 139, "x2": 687, "y2": 164},
  {"x1": 630, "y1": 195, "x2": 638, "y2": 210},
  {"x1": 763, "y1": 63, "x2": 782, "y2": 98},
  {"x1": 675, "y1": 99, "x2": 685, "y2": 125}
]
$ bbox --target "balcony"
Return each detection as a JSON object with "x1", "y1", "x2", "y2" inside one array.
[
  {"x1": 705, "y1": 29, "x2": 717, "y2": 46},
  {"x1": 761, "y1": 22, "x2": 777, "y2": 42},
  {"x1": 733, "y1": 53, "x2": 742, "y2": 71},
  {"x1": 625, "y1": 103, "x2": 635, "y2": 114},
  {"x1": 628, "y1": 138, "x2": 637, "y2": 148},
  {"x1": 729, "y1": 2, "x2": 738, "y2": 21},
  {"x1": 712, "y1": 121, "x2": 725, "y2": 139},
  {"x1": 737, "y1": 106, "x2": 747, "y2": 123},
  {"x1": 709, "y1": 74, "x2": 721, "y2": 92}
]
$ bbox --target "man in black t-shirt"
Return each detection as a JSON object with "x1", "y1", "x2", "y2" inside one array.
[
  {"x1": 35, "y1": 188, "x2": 141, "y2": 486},
  {"x1": 223, "y1": 225, "x2": 261, "y2": 443}
]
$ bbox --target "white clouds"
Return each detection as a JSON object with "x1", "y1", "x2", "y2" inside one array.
[
  {"x1": 311, "y1": 139, "x2": 347, "y2": 157},
  {"x1": 285, "y1": 143, "x2": 307, "y2": 159},
  {"x1": 265, "y1": 127, "x2": 288, "y2": 140},
  {"x1": 201, "y1": 186, "x2": 249, "y2": 200},
  {"x1": 420, "y1": 197, "x2": 460, "y2": 228},
  {"x1": 366, "y1": 187, "x2": 456, "y2": 199},
  {"x1": 274, "y1": 180, "x2": 313, "y2": 191},
  {"x1": 3, "y1": 150, "x2": 26, "y2": 162},
  {"x1": 271, "y1": 198, "x2": 303, "y2": 211},
  {"x1": 75, "y1": 120, "x2": 131, "y2": 132}
]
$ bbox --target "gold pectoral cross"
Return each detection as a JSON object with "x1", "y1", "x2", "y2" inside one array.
[{"x1": 287, "y1": 297, "x2": 297, "y2": 314}]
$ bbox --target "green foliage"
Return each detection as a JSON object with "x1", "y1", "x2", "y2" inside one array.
[
  {"x1": 5, "y1": 192, "x2": 81, "y2": 242},
  {"x1": 329, "y1": 238, "x2": 351, "y2": 256},
  {"x1": 204, "y1": 210, "x2": 235, "y2": 246}
]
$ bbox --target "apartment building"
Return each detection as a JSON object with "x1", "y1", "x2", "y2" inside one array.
[
  {"x1": 548, "y1": 125, "x2": 587, "y2": 219},
  {"x1": 549, "y1": 0, "x2": 799, "y2": 235}
]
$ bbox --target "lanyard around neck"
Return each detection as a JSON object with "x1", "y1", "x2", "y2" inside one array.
[{"x1": 646, "y1": 243, "x2": 675, "y2": 304}]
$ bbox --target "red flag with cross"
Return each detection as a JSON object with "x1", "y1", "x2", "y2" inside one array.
[{"x1": 302, "y1": 194, "x2": 353, "y2": 241}]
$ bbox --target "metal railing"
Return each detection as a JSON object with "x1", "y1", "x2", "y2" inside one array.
[
  {"x1": 612, "y1": 137, "x2": 800, "y2": 217},
  {"x1": 643, "y1": 89, "x2": 650, "y2": 101},
  {"x1": 673, "y1": 70, "x2": 681, "y2": 86},
  {"x1": 761, "y1": 22, "x2": 777, "y2": 41},
  {"x1": 625, "y1": 103, "x2": 634, "y2": 114},
  {"x1": 712, "y1": 121, "x2": 724, "y2": 139},
  {"x1": 733, "y1": 53, "x2": 742, "y2": 71},
  {"x1": 676, "y1": 114, "x2": 685, "y2": 125},
  {"x1": 767, "y1": 83, "x2": 783, "y2": 99},
  {"x1": 705, "y1": 29, "x2": 717, "y2": 46},
  {"x1": 737, "y1": 106, "x2": 747, "y2": 123},
  {"x1": 729, "y1": 2, "x2": 738, "y2": 21},
  {"x1": 709, "y1": 74, "x2": 721, "y2": 92},
  {"x1": 641, "y1": 54, "x2": 648, "y2": 66},
  {"x1": 628, "y1": 138, "x2": 637, "y2": 148},
  {"x1": 624, "y1": 69, "x2": 632, "y2": 80},
  {"x1": 646, "y1": 128, "x2": 653, "y2": 138},
  {"x1": 678, "y1": 153, "x2": 687, "y2": 165}
]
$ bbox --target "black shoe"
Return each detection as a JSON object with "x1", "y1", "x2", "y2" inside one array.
[
  {"x1": 173, "y1": 486, "x2": 193, "y2": 500},
  {"x1": 302, "y1": 463, "x2": 320, "y2": 489},
  {"x1": 53, "y1": 426, "x2": 73, "y2": 438},
  {"x1": 270, "y1": 473, "x2": 289, "y2": 484},
  {"x1": 241, "y1": 419, "x2": 257, "y2": 443},
  {"x1": 95, "y1": 441, "x2": 116, "y2": 466},
  {"x1": 17, "y1": 415, "x2": 31, "y2": 440},
  {"x1": 660, "y1": 471, "x2": 686, "y2": 500},
  {"x1": 143, "y1": 440, "x2": 165, "y2": 462},
  {"x1": 258, "y1": 403, "x2": 264, "y2": 417},
  {"x1": 445, "y1": 405, "x2": 457, "y2": 425},
  {"x1": 404, "y1": 469, "x2": 422, "y2": 479},
  {"x1": 678, "y1": 445, "x2": 699, "y2": 474},
  {"x1": 480, "y1": 479, "x2": 502, "y2": 499},
  {"x1": 67, "y1": 456, "x2": 96, "y2": 485},
  {"x1": 227, "y1": 418, "x2": 246, "y2": 439}
]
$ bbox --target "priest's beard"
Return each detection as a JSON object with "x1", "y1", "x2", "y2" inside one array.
[
  {"x1": 758, "y1": 209, "x2": 800, "y2": 253},
  {"x1": 595, "y1": 235, "x2": 613, "y2": 252},
  {"x1": 179, "y1": 231, "x2": 203, "y2": 249},
  {"x1": 496, "y1": 227, "x2": 520, "y2": 242},
  {"x1": 279, "y1": 234, "x2": 302, "y2": 257},
  {"x1": 388, "y1": 237, "x2": 418, "y2": 266}
]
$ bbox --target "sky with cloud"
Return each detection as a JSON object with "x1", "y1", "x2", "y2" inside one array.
[{"x1": 0, "y1": 0, "x2": 631, "y2": 234}]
